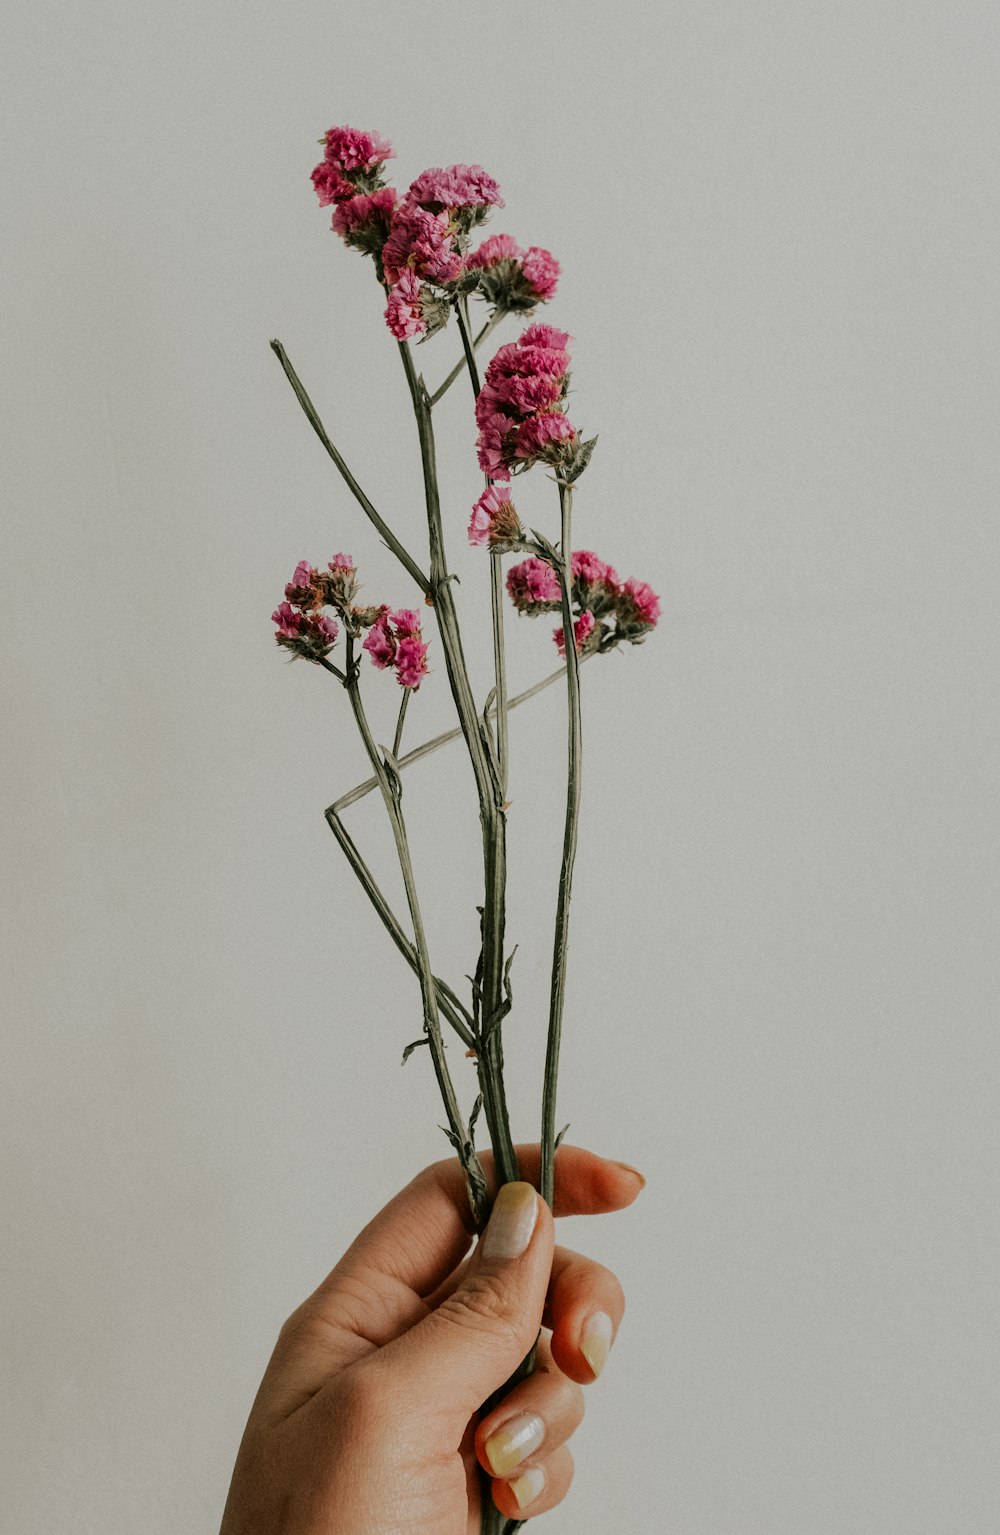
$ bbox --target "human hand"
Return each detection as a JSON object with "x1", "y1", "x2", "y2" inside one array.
[{"x1": 219, "y1": 1144, "x2": 644, "y2": 1534}]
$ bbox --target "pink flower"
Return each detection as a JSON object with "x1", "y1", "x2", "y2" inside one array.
[
  {"x1": 616, "y1": 578, "x2": 661, "y2": 632},
  {"x1": 323, "y1": 125, "x2": 394, "y2": 173},
  {"x1": 407, "y1": 164, "x2": 503, "y2": 211},
  {"x1": 332, "y1": 187, "x2": 397, "y2": 253},
  {"x1": 466, "y1": 233, "x2": 522, "y2": 269},
  {"x1": 554, "y1": 609, "x2": 596, "y2": 658},
  {"x1": 521, "y1": 246, "x2": 560, "y2": 301},
  {"x1": 571, "y1": 550, "x2": 618, "y2": 588},
  {"x1": 384, "y1": 271, "x2": 426, "y2": 340},
  {"x1": 468, "y1": 485, "x2": 524, "y2": 549},
  {"x1": 291, "y1": 559, "x2": 314, "y2": 588},
  {"x1": 395, "y1": 634, "x2": 429, "y2": 689},
  {"x1": 272, "y1": 601, "x2": 305, "y2": 638},
  {"x1": 519, "y1": 322, "x2": 572, "y2": 352},
  {"x1": 491, "y1": 370, "x2": 563, "y2": 416},
  {"x1": 514, "y1": 411, "x2": 577, "y2": 462},
  {"x1": 506, "y1": 557, "x2": 561, "y2": 614},
  {"x1": 488, "y1": 340, "x2": 571, "y2": 381},
  {"x1": 475, "y1": 410, "x2": 516, "y2": 479},
  {"x1": 315, "y1": 613, "x2": 339, "y2": 645},
  {"x1": 312, "y1": 125, "x2": 394, "y2": 209},
  {"x1": 328, "y1": 553, "x2": 354, "y2": 572},
  {"x1": 382, "y1": 203, "x2": 462, "y2": 285},
  {"x1": 389, "y1": 608, "x2": 421, "y2": 638},
  {"x1": 363, "y1": 611, "x2": 396, "y2": 669}
]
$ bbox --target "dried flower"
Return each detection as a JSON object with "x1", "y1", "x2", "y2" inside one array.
[
  {"x1": 506, "y1": 556, "x2": 562, "y2": 615},
  {"x1": 554, "y1": 609, "x2": 596, "y2": 657},
  {"x1": 615, "y1": 578, "x2": 661, "y2": 636},
  {"x1": 362, "y1": 607, "x2": 430, "y2": 688},
  {"x1": 332, "y1": 187, "x2": 397, "y2": 255},
  {"x1": 313, "y1": 125, "x2": 394, "y2": 207},
  {"x1": 468, "y1": 485, "x2": 525, "y2": 550},
  {"x1": 514, "y1": 411, "x2": 578, "y2": 466},
  {"x1": 466, "y1": 236, "x2": 561, "y2": 312}
]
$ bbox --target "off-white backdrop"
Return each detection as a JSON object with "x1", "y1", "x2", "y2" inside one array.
[{"x1": 3, "y1": 2, "x2": 998, "y2": 1531}]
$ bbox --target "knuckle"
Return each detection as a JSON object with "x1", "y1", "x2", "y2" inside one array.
[{"x1": 437, "y1": 1272, "x2": 521, "y2": 1343}]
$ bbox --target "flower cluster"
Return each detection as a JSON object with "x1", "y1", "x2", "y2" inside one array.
[
  {"x1": 312, "y1": 125, "x2": 395, "y2": 207},
  {"x1": 465, "y1": 233, "x2": 560, "y2": 312},
  {"x1": 272, "y1": 554, "x2": 418, "y2": 675},
  {"x1": 506, "y1": 550, "x2": 661, "y2": 655},
  {"x1": 475, "y1": 324, "x2": 587, "y2": 480},
  {"x1": 380, "y1": 163, "x2": 505, "y2": 341},
  {"x1": 362, "y1": 607, "x2": 430, "y2": 689}
]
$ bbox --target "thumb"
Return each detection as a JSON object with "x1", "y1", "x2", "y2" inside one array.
[{"x1": 383, "y1": 1182, "x2": 553, "y2": 1421}]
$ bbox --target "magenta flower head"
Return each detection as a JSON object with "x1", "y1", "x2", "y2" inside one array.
[
  {"x1": 362, "y1": 609, "x2": 396, "y2": 670},
  {"x1": 284, "y1": 560, "x2": 323, "y2": 610},
  {"x1": 332, "y1": 187, "x2": 397, "y2": 255},
  {"x1": 615, "y1": 577, "x2": 661, "y2": 639},
  {"x1": 506, "y1": 557, "x2": 562, "y2": 615},
  {"x1": 273, "y1": 601, "x2": 339, "y2": 661},
  {"x1": 466, "y1": 235, "x2": 561, "y2": 313},
  {"x1": 468, "y1": 485, "x2": 525, "y2": 551},
  {"x1": 323, "y1": 552, "x2": 360, "y2": 614},
  {"x1": 362, "y1": 608, "x2": 430, "y2": 689},
  {"x1": 571, "y1": 550, "x2": 621, "y2": 616},
  {"x1": 407, "y1": 164, "x2": 503, "y2": 234},
  {"x1": 312, "y1": 124, "x2": 394, "y2": 206},
  {"x1": 554, "y1": 609, "x2": 597, "y2": 658},
  {"x1": 514, "y1": 411, "x2": 578, "y2": 467}
]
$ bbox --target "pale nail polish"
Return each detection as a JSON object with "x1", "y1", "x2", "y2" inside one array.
[
  {"x1": 511, "y1": 1465, "x2": 546, "y2": 1509},
  {"x1": 484, "y1": 1412, "x2": 546, "y2": 1476},
  {"x1": 481, "y1": 1182, "x2": 538, "y2": 1260},
  {"x1": 581, "y1": 1310, "x2": 614, "y2": 1378}
]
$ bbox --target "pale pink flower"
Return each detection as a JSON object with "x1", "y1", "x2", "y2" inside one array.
[
  {"x1": 291, "y1": 559, "x2": 314, "y2": 588},
  {"x1": 407, "y1": 164, "x2": 503, "y2": 211},
  {"x1": 468, "y1": 485, "x2": 523, "y2": 548},
  {"x1": 506, "y1": 557, "x2": 561, "y2": 614},
  {"x1": 395, "y1": 634, "x2": 429, "y2": 689},
  {"x1": 519, "y1": 322, "x2": 572, "y2": 352},
  {"x1": 521, "y1": 246, "x2": 560, "y2": 301},
  {"x1": 466, "y1": 233, "x2": 523, "y2": 269},
  {"x1": 384, "y1": 272, "x2": 426, "y2": 340},
  {"x1": 328, "y1": 553, "x2": 354, "y2": 572},
  {"x1": 315, "y1": 613, "x2": 339, "y2": 645},
  {"x1": 514, "y1": 411, "x2": 577, "y2": 461},
  {"x1": 554, "y1": 609, "x2": 596, "y2": 657}
]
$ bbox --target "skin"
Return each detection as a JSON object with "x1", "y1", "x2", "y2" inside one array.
[{"x1": 219, "y1": 1143, "x2": 643, "y2": 1534}]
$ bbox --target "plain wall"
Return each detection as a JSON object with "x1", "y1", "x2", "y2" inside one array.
[{"x1": 3, "y1": 1, "x2": 998, "y2": 1530}]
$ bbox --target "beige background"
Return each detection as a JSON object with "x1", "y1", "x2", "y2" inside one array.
[{"x1": 3, "y1": 1, "x2": 998, "y2": 1530}]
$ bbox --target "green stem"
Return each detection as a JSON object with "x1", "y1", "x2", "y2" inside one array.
[
  {"x1": 328, "y1": 664, "x2": 574, "y2": 815},
  {"x1": 343, "y1": 641, "x2": 488, "y2": 1226},
  {"x1": 270, "y1": 339, "x2": 431, "y2": 597},
  {"x1": 455, "y1": 296, "x2": 510, "y2": 797},
  {"x1": 540, "y1": 482, "x2": 584, "y2": 1209},
  {"x1": 323, "y1": 804, "x2": 476, "y2": 1051},
  {"x1": 427, "y1": 308, "x2": 505, "y2": 406},
  {"x1": 396, "y1": 339, "x2": 519, "y2": 1191},
  {"x1": 391, "y1": 688, "x2": 410, "y2": 761}
]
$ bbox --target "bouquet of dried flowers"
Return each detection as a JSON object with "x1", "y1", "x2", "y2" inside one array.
[{"x1": 270, "y1": 123, "x2": 659, "y2": 1535}]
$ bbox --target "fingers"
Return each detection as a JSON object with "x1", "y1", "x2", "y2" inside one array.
[
  {"x1": 489, "y1": 1445, "x2": 575, "y2": 1522},
  {"x1": 474, "y1": 1142, "x2": 647, "y2": 1221},
  {"x1": 544, "y1": 1245, "x2": 626, "y2": 1383},
  {"x1": 476, "y1": 1336, "x2": 584, "y2": 1481},
  {"x1": 376, "y1": 1182, "x2": 553, "y2": 1421}
]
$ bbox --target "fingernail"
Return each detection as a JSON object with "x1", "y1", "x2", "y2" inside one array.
[
  {"x1": 481, "y1": 1182, "x2": 538, "y2": 1260},
  {"x1": 484, "y1": 1412, "x2": 546, "y2": 1476},
  {"x1": 511, "y1": 1465, "x2": 546, "y2": 1508},
  {"x1": 581, "y1": 1310, "x2": 614, "y2": 1378},
  {"x1": 613, "y1": 1160, "x2": 647, "y2": 1189}
]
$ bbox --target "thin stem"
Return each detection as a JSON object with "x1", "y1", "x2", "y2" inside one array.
[
  {"x1": 324, "y1": 806, "x2": 475, "y2": 1051},
  {"x1": 455, "y1": 296, "x2": 510, "y2": 797},
  {"x1": 540, "y1": 482, "x2": 584, "y2": 1209},
  {"x1": 328, "y1": 662, "x2": 577, "y2": 813},
  {"x1": 270, "y1": 339, "x2": 431, "y2": 597},
  {"x1": 391, "y1": 688, "x2": 410, "y2": 761},
  {"x1": 396, "y1": 338, "x2": 519, "y2": 1190},
  {"x1": 345, "y1": 639, "x2": 488, "y2": 1226},
  {"x1": 427, "y1": 308, "x2": 505, "y2": 406}
]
